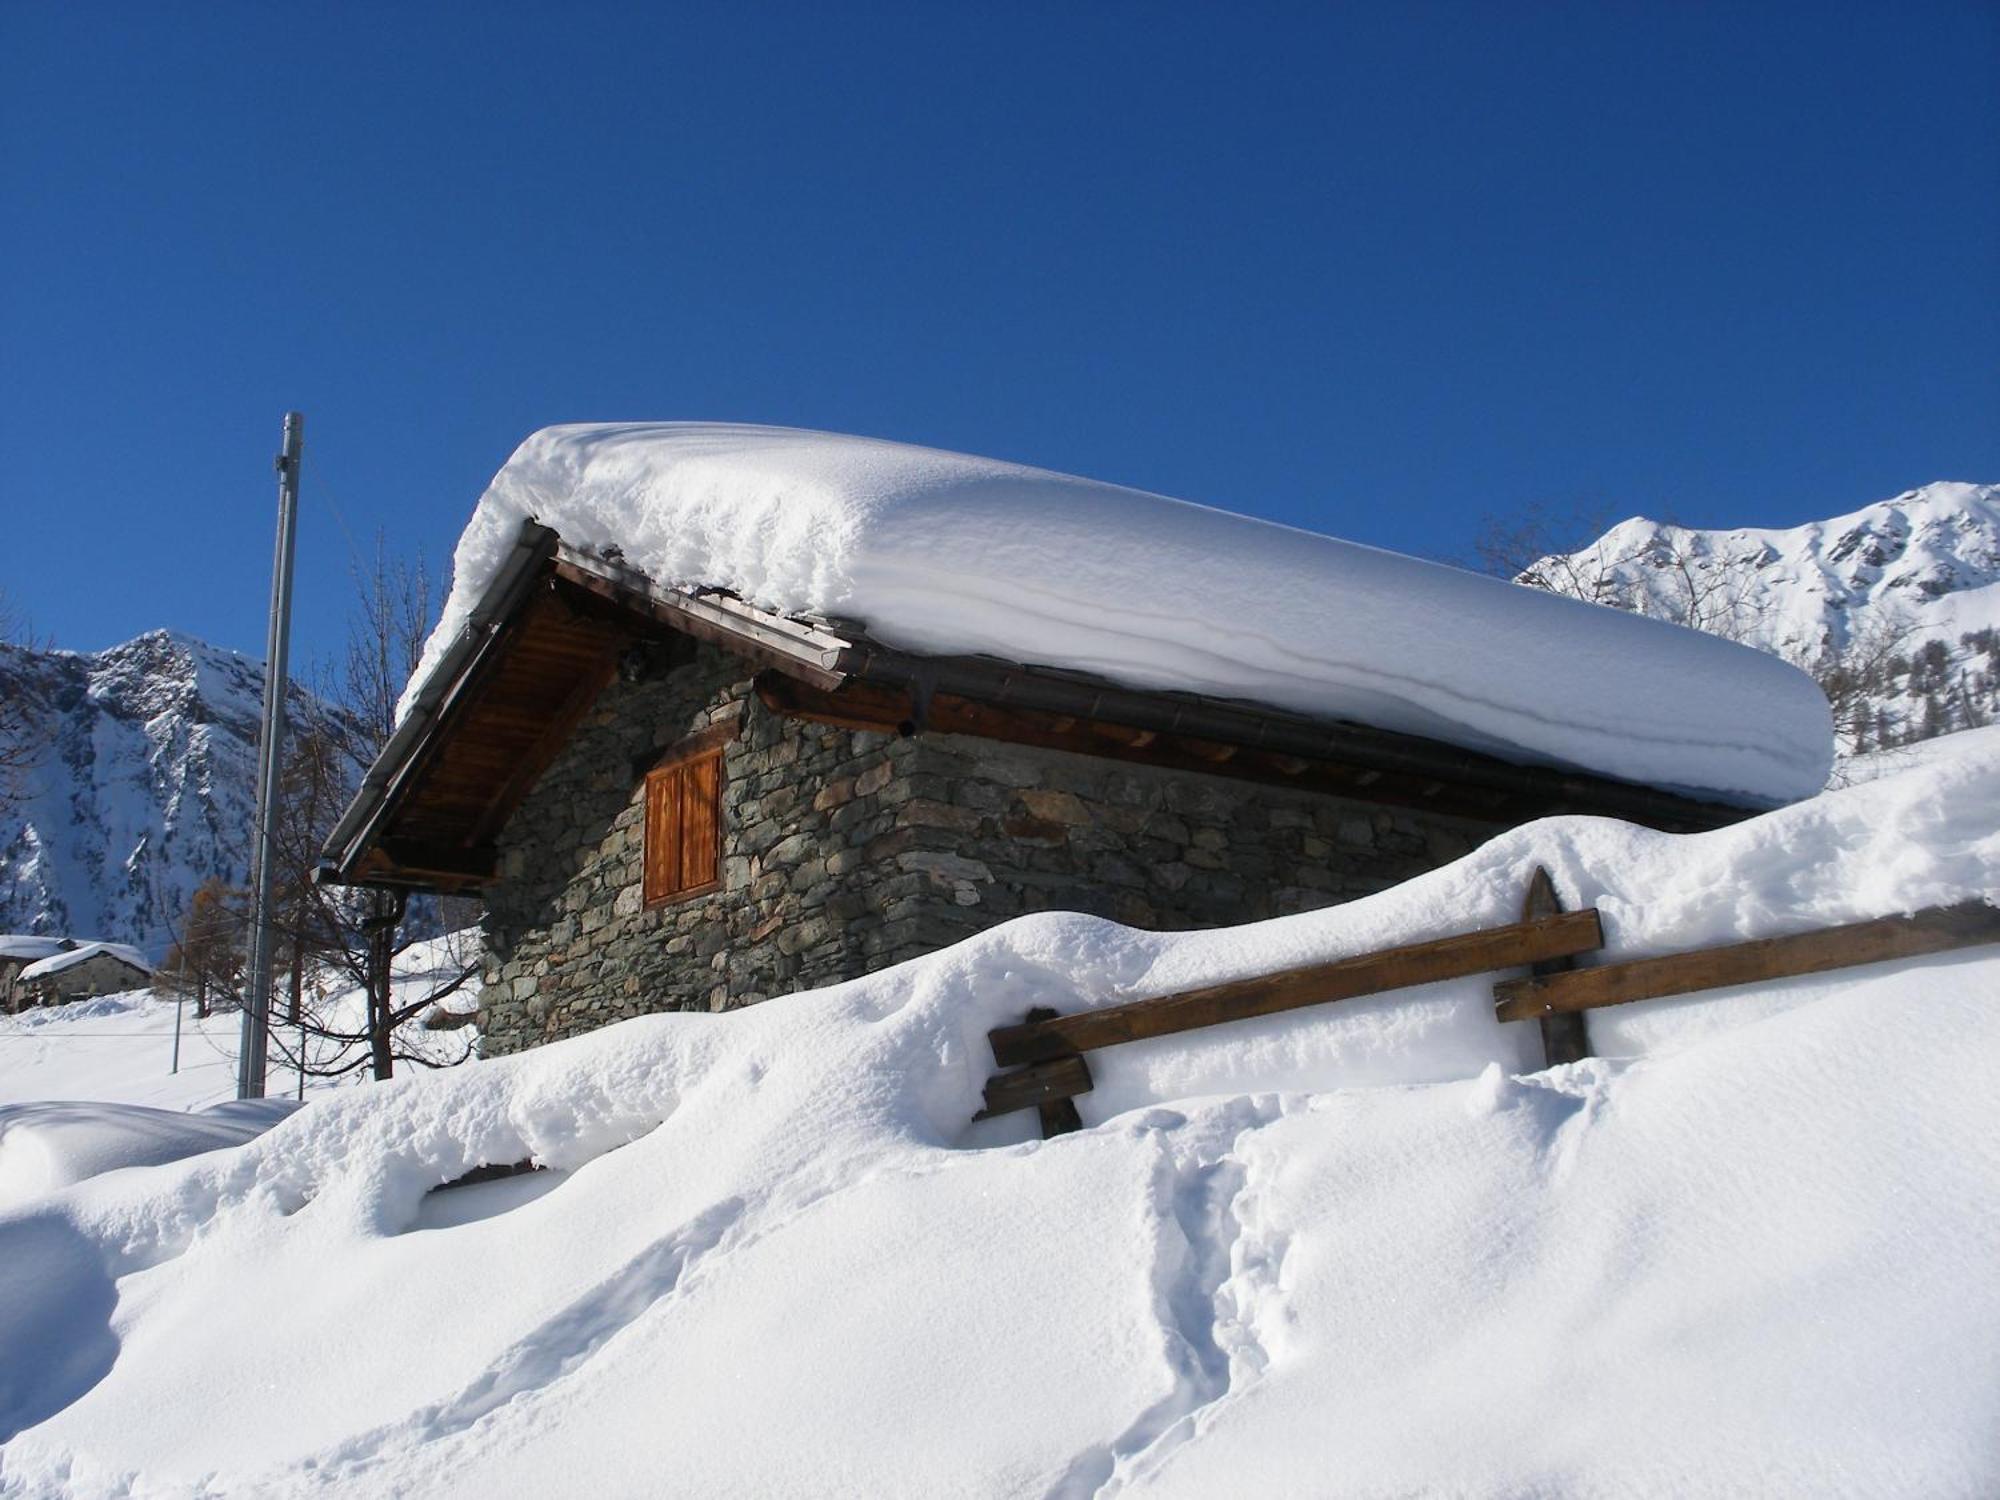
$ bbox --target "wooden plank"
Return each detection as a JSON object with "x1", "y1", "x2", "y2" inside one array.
[
  {"x1": 552, "y1": 558, "x2": 849, "y2": 689},
  {"x1": 680, "y1": 750, "x2": 722, "y2": 891},
  {"x1": 375, "y1": 838, "x2": 497, "y2": 883},
  {"x1": 989, "y1": 909, "x2": 1605, "y2": 1068},
  {"x1": 643, "y1": 765, "x2": 680, "y2": 903},
  {"x1": 1024, "y1": 1005, "x2": 1089, "y2": 1137},
  {"x1": 463, "y1": 640, "x2": 622, "y2": 846},
  {"x1": 972, "y1": 1053, "x2": 1095, "y2": 1121},
  {"x1": 1493, "y1": 900, "x2": 2000, "y2": 1022},
  {"x1": 1523, "y1": 866, "x2": 1591, "y2": 1066},
  {"x1": 431, "y1": 1159, "x2": 542, "y2": 1193}
]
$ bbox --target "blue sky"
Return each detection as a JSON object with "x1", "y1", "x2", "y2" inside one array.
[{"x1": 4, "y1": 2, "x2": 1995, "y2": 669}]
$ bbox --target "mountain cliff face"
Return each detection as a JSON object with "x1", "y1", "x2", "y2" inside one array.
[
  {"x1": 0, "y1": 631, "x2": 350, "y2": 959},
  {"x1": 1525, "y1": 481, "x2": 2000, "y2": 754}
]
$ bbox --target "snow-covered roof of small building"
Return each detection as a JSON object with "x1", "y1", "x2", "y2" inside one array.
[
  {"x1": 412, "y1": 423, "x2": 1833, "y2": 804},
  {"x1": 0, "y1": 936, "x2": 69, "y2": 963},
  {"x1": 18, "y1": 942, "x2": 151, "y2": 983}
]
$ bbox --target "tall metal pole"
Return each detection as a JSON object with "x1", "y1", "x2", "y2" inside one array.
[{"x1": 238, "y1": 412, "x2": 303, "y2": 1099}]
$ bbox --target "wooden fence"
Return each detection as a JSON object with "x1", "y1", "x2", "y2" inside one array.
[{"x1": 975, "y1": 868, "x2": 2000, "y2": 1138}]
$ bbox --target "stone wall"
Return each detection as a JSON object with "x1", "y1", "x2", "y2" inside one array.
[{"x1": 476, "y1": 646, "x2": 1497, "y2": 1055}]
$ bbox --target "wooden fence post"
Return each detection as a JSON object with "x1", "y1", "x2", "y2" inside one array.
[
  {"x1": 1524, "y1": 865, "x2": 1591, "y2": 1066},
  {"x1": 1022, "y1": 1006, "x2": 1088, "y2": 1139}
]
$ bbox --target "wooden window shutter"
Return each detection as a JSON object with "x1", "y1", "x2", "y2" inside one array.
[
  {"x1": 678, "y1": 750, "x2": 721, "y2": 892},
  {"x1": 643, "y1": 746, "x2": 723, "y2": 906}
]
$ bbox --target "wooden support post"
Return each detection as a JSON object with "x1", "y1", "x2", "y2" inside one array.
[
  {"x1": 973, "y1": 1054, "x2": 1094, "y2": 1120},
  {"x1": 1009, "y1": 1007, "x2": 1088, "y2": 1139},
  {"x1": 1523, "y1": 866, "x2": 1591, "y2": 1066}
]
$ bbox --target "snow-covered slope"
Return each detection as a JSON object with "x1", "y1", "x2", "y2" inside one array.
[
  {"x1": 0, "y1": 1096, "x2": 299, "y2": 1209},
  {"x1": 0, "y1": 631, "x2": 350, "y2": 958},
  {"x1": 414, "y1": 423, "x2": 1833, "y2": 804},
  {"x1": 0, "y1": 933, "x2": 481, "y2": 1119},
  {"x1": 2, "y1": 729, "x2": 1993, "y2": 1497},
  {"x1": 1529, "y1": 481, "x2": 2000, "y2": 750}
]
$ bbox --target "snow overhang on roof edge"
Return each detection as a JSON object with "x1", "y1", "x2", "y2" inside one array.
[{"x1": 320, "y1": 516, "x2": 1769, "y2": 893}]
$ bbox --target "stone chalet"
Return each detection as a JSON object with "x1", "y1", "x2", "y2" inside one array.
[
  {"x1": 0, "y1": 937, "x2": 70, "y2": 1013},
  {"x1": 318, "y1": 519, "x2": 1759, "y2": 1057},
  {"x1": 10, "y1": 940, "x2": 153, "y2": 1010}
]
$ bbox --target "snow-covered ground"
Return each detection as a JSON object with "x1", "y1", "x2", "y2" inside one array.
[
  {"x1": 0, "y1": 936, "x2": 480, "y2": 1213},
  {"x1": 413, "y1": 423, "x2": 1833, "y2": 804},
  {"x1": 2, "y1": 734, "x2": 1995, "y2": 1497},
  {"x1": 0, "y1": 991, "x2": 277, "y2": 1116}
]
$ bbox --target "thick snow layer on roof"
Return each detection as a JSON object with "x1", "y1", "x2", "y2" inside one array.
[
  {"x1": 0, "y1": 937, "x2": 66, "y2": 963},
  {"x1": 409, "y1": 423, "x2": 1833, "y2": 803},
  {"x1": 2, "y1": 730, "x2": 1993, "y2": 1495},
  {"x1": 17, "y1": 943, "x2": 148, "y2": 984}
]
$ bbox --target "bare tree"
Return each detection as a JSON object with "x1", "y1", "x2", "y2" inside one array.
[
  {"x1": 1472, "y1": 504, "x2": 1758, "y2": 641},
  {"x1": 333, "y1": 539, "x2": 434, "y2": 764},
  {"x1": 259, "y1": 536, "x2": 476, "y2": 1083},
  {"x1": 160, "y1": 877, "x2": 246, "y2": 1019},
  {"x1": 152, "y1": 534, "x2": 474, "y2": 1084},
  {"x1": 1805, "y1": 608, "x2": 1923, "y2": 758}
]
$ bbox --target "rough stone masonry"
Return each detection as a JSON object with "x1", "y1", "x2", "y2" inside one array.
[{"x1": 476, "y1": 642, "x2": 1492, "y2": 1054}]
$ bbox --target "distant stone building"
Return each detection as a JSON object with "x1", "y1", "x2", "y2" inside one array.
[
  {"x1": 16, "y1": 941, "x2": 153, "y2": 1008},
  {"x1": 1, "y1": 936, "x2": 70, "y2": 1013},
  {"x1": 321, "y1": 520, "x2": 1758, "y2": 1057}
]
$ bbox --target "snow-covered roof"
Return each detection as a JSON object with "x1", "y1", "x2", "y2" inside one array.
[
  {"x1": 0, "y1": 936, "x2": 68, "y2": 963},
  {"x1": 18, "y1": 941, "x2": 151, "y2": 983},
  {"x1": 411, "y1": 423, "x2": 1834, "y2": 804}
]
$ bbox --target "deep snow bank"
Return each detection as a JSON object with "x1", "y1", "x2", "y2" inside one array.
[
  {"x1": 1, "y1": 731, "x2": 1994, "y2": 1497},
  {"x1": 410, "y1": 423, "x2": 1832, "y2": 803},
  {"x1": 0, "y1": 1098, "x2": 298, "y2": 1211}
]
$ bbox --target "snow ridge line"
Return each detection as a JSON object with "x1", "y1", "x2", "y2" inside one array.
[{"x1": 1046, "y1": 1095, "x2": 1294, "y2": 1500}]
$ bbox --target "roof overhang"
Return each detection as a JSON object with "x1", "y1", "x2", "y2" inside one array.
[
  {"x1": 317, "y1": 521, "x2": 860, "y2": 892},
  {"x1": 320, "y1": 518, "x2": 1762, "y2": 893}
]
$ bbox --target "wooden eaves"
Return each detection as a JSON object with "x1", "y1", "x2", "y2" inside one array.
[
  {"x1": 319, "y1": 518, "x2": 1763, "y2": 894},
  {"x1": 316, "y1": 521, "x2": 856, "y2": 893}
]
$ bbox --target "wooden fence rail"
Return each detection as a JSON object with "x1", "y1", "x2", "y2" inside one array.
[
  {"x1": 974, "y1": 872, "x2": 1999, "y2": 1137},
  {"x1": 977, "y1": 903, "x2": 1605, "y2": 1128},
  {"x1": 1492, "y1": 899, "x2": 2000, "y2": 1022},
  {"x1": 988, "y1": 909, "x2": 1604, "y2": 1069}
]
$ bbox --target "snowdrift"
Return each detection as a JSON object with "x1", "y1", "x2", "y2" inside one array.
[
  {"x1": 2, "y1": 731, "x2": 1996, "y2": 1497},
  {"x1": 0, "y1": 1099, "x2": 298, "y2": 1211},
  {"x1": 409, "y1": 423, "x2": 1833, "y2": 804}
]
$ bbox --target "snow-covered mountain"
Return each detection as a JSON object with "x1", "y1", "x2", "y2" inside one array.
[
  {"x1": 1524, "y1": 481, "x2": 2000, "y2": 752},
  {"x1": 0, "y1": 631, "x2": 349, "y2": 959}
]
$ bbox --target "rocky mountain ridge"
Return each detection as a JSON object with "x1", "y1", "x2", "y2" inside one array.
[
  {"x1": 1524, "y1": 481, "x2": 2000, "y2": 753},
  {"x1": 0, "y1": 630, "x2": 350, "y2": 958}
]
